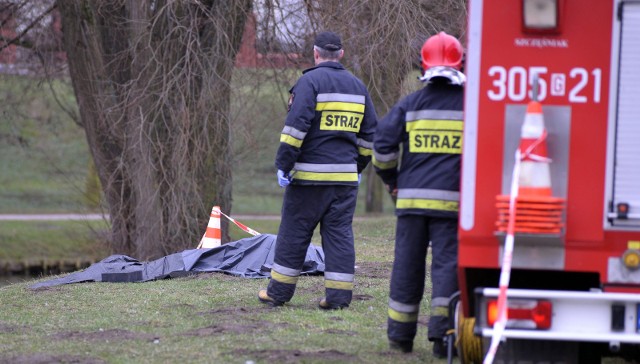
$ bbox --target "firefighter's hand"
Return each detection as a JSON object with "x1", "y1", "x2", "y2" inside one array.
[
  {"x1": 385, "y1": 184, "x2": 397, "y2": 195},
  {"x1": 277, "y1": 170, "x2": 291, "y2": 187},
  {"x1": 358, "y1": 174, "x2": 361, "y2": 185},
  {"x1": 385, "y1": 184, "x2": 398, "y2": 203}
]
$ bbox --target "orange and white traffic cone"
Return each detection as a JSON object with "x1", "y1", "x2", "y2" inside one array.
[
  {"x1": 518, "y1": 100, "x2": 552, "y2": 197},
  {"x1": 197, "y1": 205, "x2": 222, "y2": 249},
  {"x1": 495, "y1": 100, "x2": 565, "y2": 234}
]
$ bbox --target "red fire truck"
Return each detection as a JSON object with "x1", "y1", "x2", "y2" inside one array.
[{"x1": 454, "y1": 0, "x2": 640, "y2": 362}]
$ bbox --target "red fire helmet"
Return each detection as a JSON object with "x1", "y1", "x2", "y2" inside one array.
[{"x1": 421, "y1": 31, "x2": 463, "y2": 71}]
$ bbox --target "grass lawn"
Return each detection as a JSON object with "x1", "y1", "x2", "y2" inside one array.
[
  {"x1": 0, "y1": 217, "x2": 450, "y2": 364},
  {"x1": 0, "y1": 220, "x2": 109, "y2": 260}
]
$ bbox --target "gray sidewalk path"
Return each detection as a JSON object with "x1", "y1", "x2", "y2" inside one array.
[
  {"x1": 0, "y1": 214, "x2": 282, "y2": 221},
  {"x1": 0, "y1": 213, "x2": 377, "y2": 221},
  {"x1": 0, "y1": 214, "x2": 107, "y2": 221}
]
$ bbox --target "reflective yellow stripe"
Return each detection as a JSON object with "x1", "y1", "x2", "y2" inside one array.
[
  {"x1": 319, "y1": 111, "x2": 362, "y2": 132},
  {"x1": 432, "y1": 306, "x2": 449, "y2": 317},
  {"x1": 358, "y1": 147, "x2": 372, "y2": 156},
  {"x1": 409, "y1": 130, "x2": 462, "y2": 154},
  {"x1": 372, "y1": 155, "x2": 397, "y2": 170},
  {"x1": 294, "y1": 171, "x2": 358, "y2": 182},
  {"x1": 396, "y1": 198, "x2": 459, "y2": 212},
  {"x1": 316, "y1": 101, "x2": 365, "y2": 113},
  {"x1": 406, "y1": 119, "x2": 463, "y2": 132},
  {"x1": 325, "y1": 280, "x2": 354, "y2": 290},
  {"x1": 271, "y1": 271, "x2": 299, "y2": 284},
  {"x1": 388, "y1": 308, "x2": 418, "y2": 323},
  {"x1": 280, "y1": 134, "x2": 303, "y2": 148}
]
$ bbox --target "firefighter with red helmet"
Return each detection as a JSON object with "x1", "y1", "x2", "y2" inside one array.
[{"x1": 373, "y1": 31, "x2": 465, "y2": 357}]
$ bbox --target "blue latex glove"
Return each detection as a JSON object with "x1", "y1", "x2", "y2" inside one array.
[
  {"x1": 358, "y1": 174, "x2": 361, "y2": 185},
  {"x1": 277, "y1": 169, "x2": 291, "y2": 187}
]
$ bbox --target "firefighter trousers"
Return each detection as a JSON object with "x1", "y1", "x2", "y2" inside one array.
[
  {"x1": 267, "y1": 184, "x2": 358, "y2": 307},
  {"x1": 387, "y1": 214, "x2": 459, "y2": 343}
]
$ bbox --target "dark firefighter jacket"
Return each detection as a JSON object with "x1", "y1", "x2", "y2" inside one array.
[
  {"x1": 276, "y1": 61, "x2": 377, "y2": 186},
  {"x1": 373, "y1": 81, "x2": 464, "y2": 218}
]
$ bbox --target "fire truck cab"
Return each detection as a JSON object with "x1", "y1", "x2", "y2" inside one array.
[{"x1": 456, "y1": 0, "x2": 640, "y2": 362}]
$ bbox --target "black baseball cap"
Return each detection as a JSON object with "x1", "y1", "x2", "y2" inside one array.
[{"x1": 314, "y1": 31, "x2": 342, "y2": 51}]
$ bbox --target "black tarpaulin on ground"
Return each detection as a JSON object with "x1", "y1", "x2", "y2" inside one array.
[{"x1": 30, "y1": 234, "x2": 325, "y2": 289}]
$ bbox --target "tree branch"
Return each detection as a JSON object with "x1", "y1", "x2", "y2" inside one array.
[{"x1": 0, "y1": 3, "x2": 56, "y2": 52}]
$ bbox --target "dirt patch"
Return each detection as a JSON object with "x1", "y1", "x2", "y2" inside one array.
[
  {"x1": 322, "y1": 328, "x2": 357, "y2": 336},
  {"x1": 183, "y1": 322, "x2": 260, "y2": 336},
  {"x1": 192, "y1": 307, "x2": 291, "y2": 336},
  {"x1": 54, "y1": 328, "x2": 157, "y2": 342},
  {"x1": 185, "y1": 311, "x2": 289, "y2": 337},
  {"x1": 197, "y1": 306, "x2": 294, "y2": 325},
  {"x1": 197, "y1": 306, "x2": 270, "y2": 316},
  {"x1": 232, "y1": 348, "x2": 357, "y2": 364},
  {"x1": 30, "y1": 286, "x2": 64, "y2": 293},
  {"x1": 0, "y1": 322, "x2": 26, "y2": 334},
  {"x1": 0, "y1": 353, "x2": 106, "y2": 364},
  {"x1": 355, "y1": 261, "x2": 392, "y2": 279},
  {"x1": 353, "y1": 294, "x2": 374, "y2": 301}
]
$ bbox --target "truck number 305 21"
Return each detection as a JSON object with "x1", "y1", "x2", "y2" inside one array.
[{"x1": 486, "y1": 66, "x2": 602, "y2": 104}]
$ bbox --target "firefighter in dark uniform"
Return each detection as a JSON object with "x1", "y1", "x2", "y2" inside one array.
[
  {"x1": 258, "y1": 31, "x2": 377, "y2": 309},
  {"x1": 372, "y1": 32, "x2": 465, "y2": 357}
]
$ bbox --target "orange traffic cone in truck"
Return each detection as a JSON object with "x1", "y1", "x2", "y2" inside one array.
[
  {"x1": 197, "y1": 205, "x2": 222, "y2": 249},
  {"x1": 517, "y1": 101, "x2": 552, "y2": 197},
  {"x1": 495, "y1": 100, "x2": 565, "y2": 234}
]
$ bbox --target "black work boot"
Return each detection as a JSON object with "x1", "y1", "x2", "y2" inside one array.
[
  {"x1": 432, "y1": 339, "x2": 447, "y2": 359},
  {"x1": 389, "y1": 340, "x2": 413, "y2": 353},
  {"x1": 258, "y1": 289, "x2": 284, "y2": 307},
  {"x1": 318, "y1": 297, "x2": 348, "y2": 310}
]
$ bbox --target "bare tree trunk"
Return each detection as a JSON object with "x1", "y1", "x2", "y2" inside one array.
[
  {"x1": 57, "y1": 0, "x2": 251, "y2": 259},
  {"x1": 305, "y1": 0, "x2": 467, "y2": 213},
  {"x1": 359, "y1": 66, "x2": 409, "y2": 213},
  {"x1": 305, "y1": 1, "x2": 413, "y2": 213}
]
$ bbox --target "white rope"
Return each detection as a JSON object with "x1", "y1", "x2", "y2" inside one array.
[
  {"x1": 218, "y1": 210, "x2": 261, "y2": 236},
  {"x1": 484, "y1": 149, "x2": 521, "y2": 364}
]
